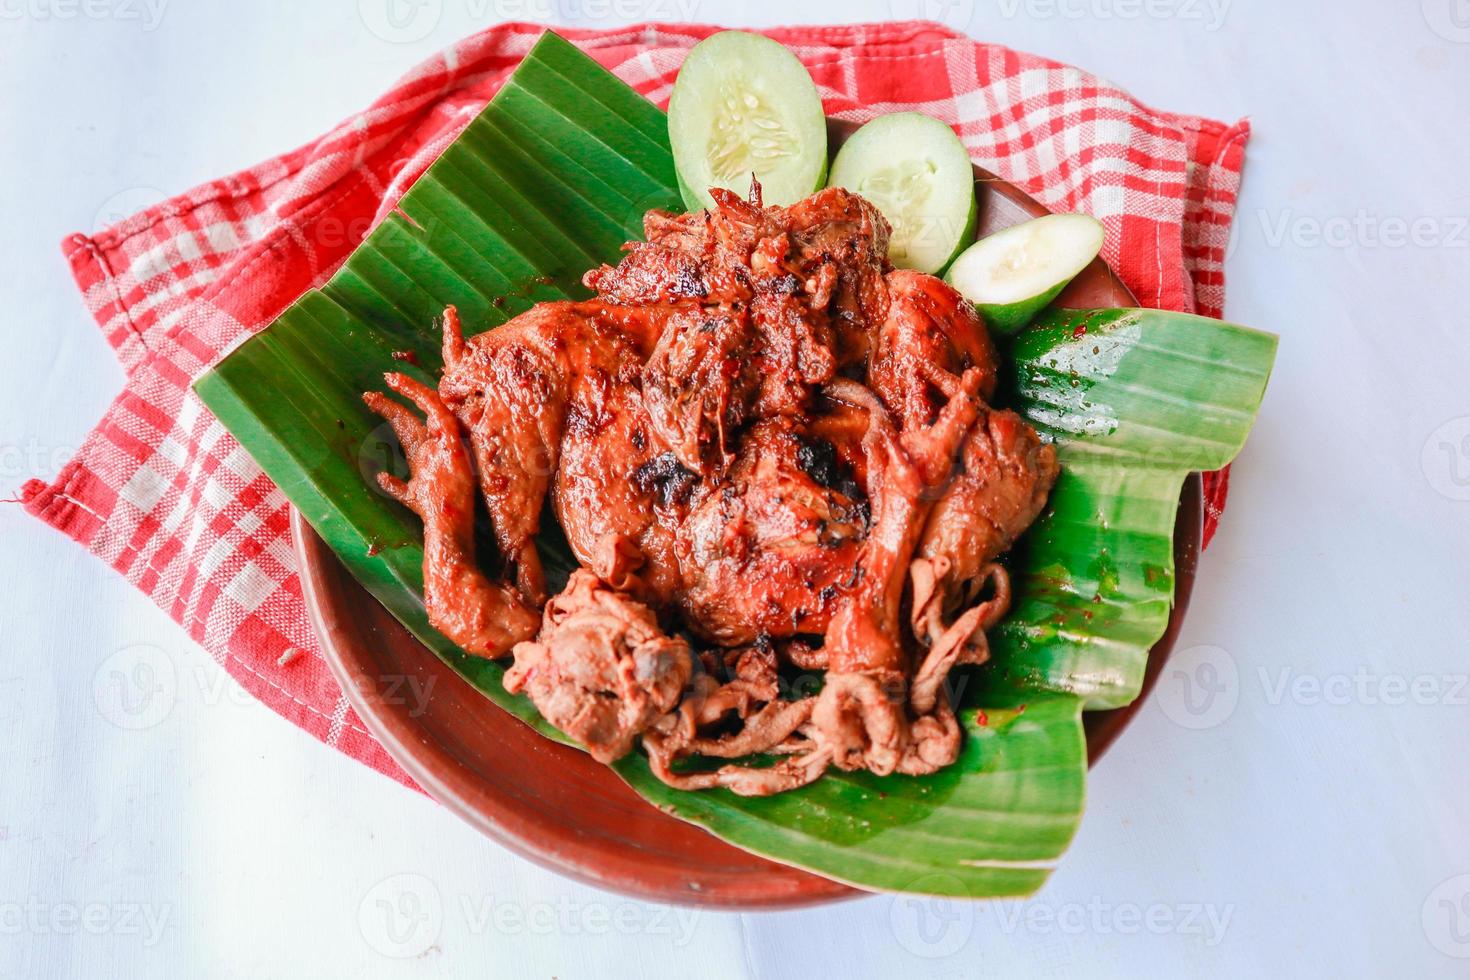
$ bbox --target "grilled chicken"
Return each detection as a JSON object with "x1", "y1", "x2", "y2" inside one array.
[{"x1": 365, "y1": 183, "x2": 1057, "y2": 791}]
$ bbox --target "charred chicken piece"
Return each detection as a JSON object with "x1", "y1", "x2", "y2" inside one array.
[
  {"x1": 869, "y1": 268, "x2": 999, "y2": 430},
  {"x1": 802, "y1": 373, "x2": 984, "y2": 779},
  {"x1": 604, "y1": 184, "x2": 885, "y2": 473},
  {"x1": 365, "y1": 182, "x2": 1059, "y2": 795},
  {"x1": 675, "y1": 413, "x2": 870, "y2": 646},
  {"x1": 585, "y1": 184, "x2": 890, "y2": 355},
  {"x1": 363, "y1": 373, "x2": 540, "y2": 658},
  {"x1": 435, "y1": 302, "x2": 685, "y2": 606},
  {"x1": 916, "y1": 407, "x2": 1059, "y2": 640},
  {"x1": 505, "y1": 570, "x2": 692, "y2": 764}
]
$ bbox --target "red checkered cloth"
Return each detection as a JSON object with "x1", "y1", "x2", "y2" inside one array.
[{"x1": 22, "y1": 20, "x2": 1250, "y2": 788}]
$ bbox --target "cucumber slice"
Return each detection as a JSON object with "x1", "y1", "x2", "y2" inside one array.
[
  {"x1": 945, "y1": 213, "x2": 1106, "y2": 336},
  {"x1": 668, "y1": 31, "x2": 828, "y2": 211},
  {"x1": 827, "y1": 112, "x2": 978, "y2": 274}
]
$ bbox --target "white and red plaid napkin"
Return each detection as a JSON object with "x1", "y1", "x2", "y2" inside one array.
[{"x1": 23, "y1": 20, "x2": 1249, "y2": 788}]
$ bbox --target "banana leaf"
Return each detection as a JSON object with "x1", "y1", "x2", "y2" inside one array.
[
  {"x1": 193, "y1": 31, "x2": 1274, "y2": 897},
  {"x1": 988, "y1": 307, "x2": 1277, "y2": 708}
]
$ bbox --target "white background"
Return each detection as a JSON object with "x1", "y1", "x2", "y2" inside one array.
[{"x1": 2, "y1": 1, "x2": 1468, "y2": 976}]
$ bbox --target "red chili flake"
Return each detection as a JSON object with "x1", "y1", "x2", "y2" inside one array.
[
  {"x1": 975, "y1": 709, "x2": 989, "y2": 727},
  {"x1": 391, "y1": 350, "x2": 420, "y2": 366},
  {"x1": 1072, "y1": 324, "x2": 1087, "y2": 339}
]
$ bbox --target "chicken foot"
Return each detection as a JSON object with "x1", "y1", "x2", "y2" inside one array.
[{"x1": 363, "y1": 372, "x2": 540, "y2": 658}]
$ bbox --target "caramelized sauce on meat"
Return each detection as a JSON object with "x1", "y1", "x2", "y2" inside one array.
[{"x1": 364, "y1": 182, "x2": 1057, "y2": 795}]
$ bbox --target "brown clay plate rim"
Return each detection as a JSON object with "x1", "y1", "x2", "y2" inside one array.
[{"x1": 293, "y1": 119, "x2": 1203, "y2": 910}]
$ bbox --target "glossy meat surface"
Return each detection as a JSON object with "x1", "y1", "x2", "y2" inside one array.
[
  {"x1": 365, "y1": 183, "x2": 1057, "y2": 791},
  {"x1": 504, "y1": 570, "x2": 692, "y2": 764}
]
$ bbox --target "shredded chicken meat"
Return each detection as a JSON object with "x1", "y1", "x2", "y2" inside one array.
[{"x1": 365, "y1": 182, "x2": 1058, "y2": 796}]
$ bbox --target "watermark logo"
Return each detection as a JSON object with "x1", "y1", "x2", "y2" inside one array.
[
  {"x1": 0, "y1": 437, "x2": 78, "y2": 481},
  {"x1": 1423, "y1": 0, "x2": 1470, "y2": 42},
  {"x1": 992, "y1": 898, "x2": 1234, "y2": 945},
  {"x1": 359, "y1": 421, "x2": 414, "y2": 501},
  {"x1": 889, "y1": 0, "x2": 977, "y2": 32},
  {"x1": 889, "y1": 876, "x2": 974, "y2": 958},
  {"x1": 486, "y1": 0, "x2": 706, "y2": 21},
  {"x1": 93, "y1": 644, "x2": 177, "y2": 730},
  {"x1": 92, "y1": 185, "x2": 167, "y2": 235},
  {"x1": 0, "y1": 899, "x2": 171, "y2": 945},
  {"x1": 1423, "y1": 417, "x2": 1470, "y2": 501},
  {"x1": 991, "y1": 0, "x2": 1230, "y2": 31},
  {"x1": 892, "y1": 0, "x2": 1231, "y2": 38},
  {"x1": 1155, "y1": 644, "x2": 1238, "y2": 730},
  {"x1": 617, "y1": 187, "x2": 688, "y2": 244},
  {"x1": 359, "y1": 874, "x2": 443, "y2": 958},
  {"x1": 1423, "y1": 874, "x2": 1470, "y2": 958},
  {"x1": 358, "y1": 0, "x2": 443, "y2": 44},
  {"x1": 1222, "y1": 211, "x2": 1242, "y2": 262},
  {"x1": 0, "y1": 0, "x2": 169, "y2": 30},
  {"x1": 458, "y1": 894, "x2": 700, "y2": 941},
  {"x1": 1259, "y1": 667, "x2": 1468, "y2": 708},
  {"x1": 1156, "y1": 652, "x2": 1467, "y2": 718},
  {"x1": 356, "y1": 880, "x2": 701, "y2": 952},
  {"x1": 1245, "y1": 208, "x2": 1469, "y2": 251}
]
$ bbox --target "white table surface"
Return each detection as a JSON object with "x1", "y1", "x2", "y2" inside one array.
[{"x1": 3, "y1": 1, "x2": 1468, "y2": 976}]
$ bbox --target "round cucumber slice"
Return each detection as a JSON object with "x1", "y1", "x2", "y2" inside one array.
[
  {"x1": 668, "y1": 31, "x2": 828, "y2": 212},
  {"x1": 945, "y1": 213, "x2": 1106, "y2": 336},
  {"x1": 827, "y1": 112, "x2": 978, "y2": 274}
]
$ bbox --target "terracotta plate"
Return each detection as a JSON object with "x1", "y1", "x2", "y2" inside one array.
[{"x1": 294, "y1": 119, "x2": 1203, "y2": 910}]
